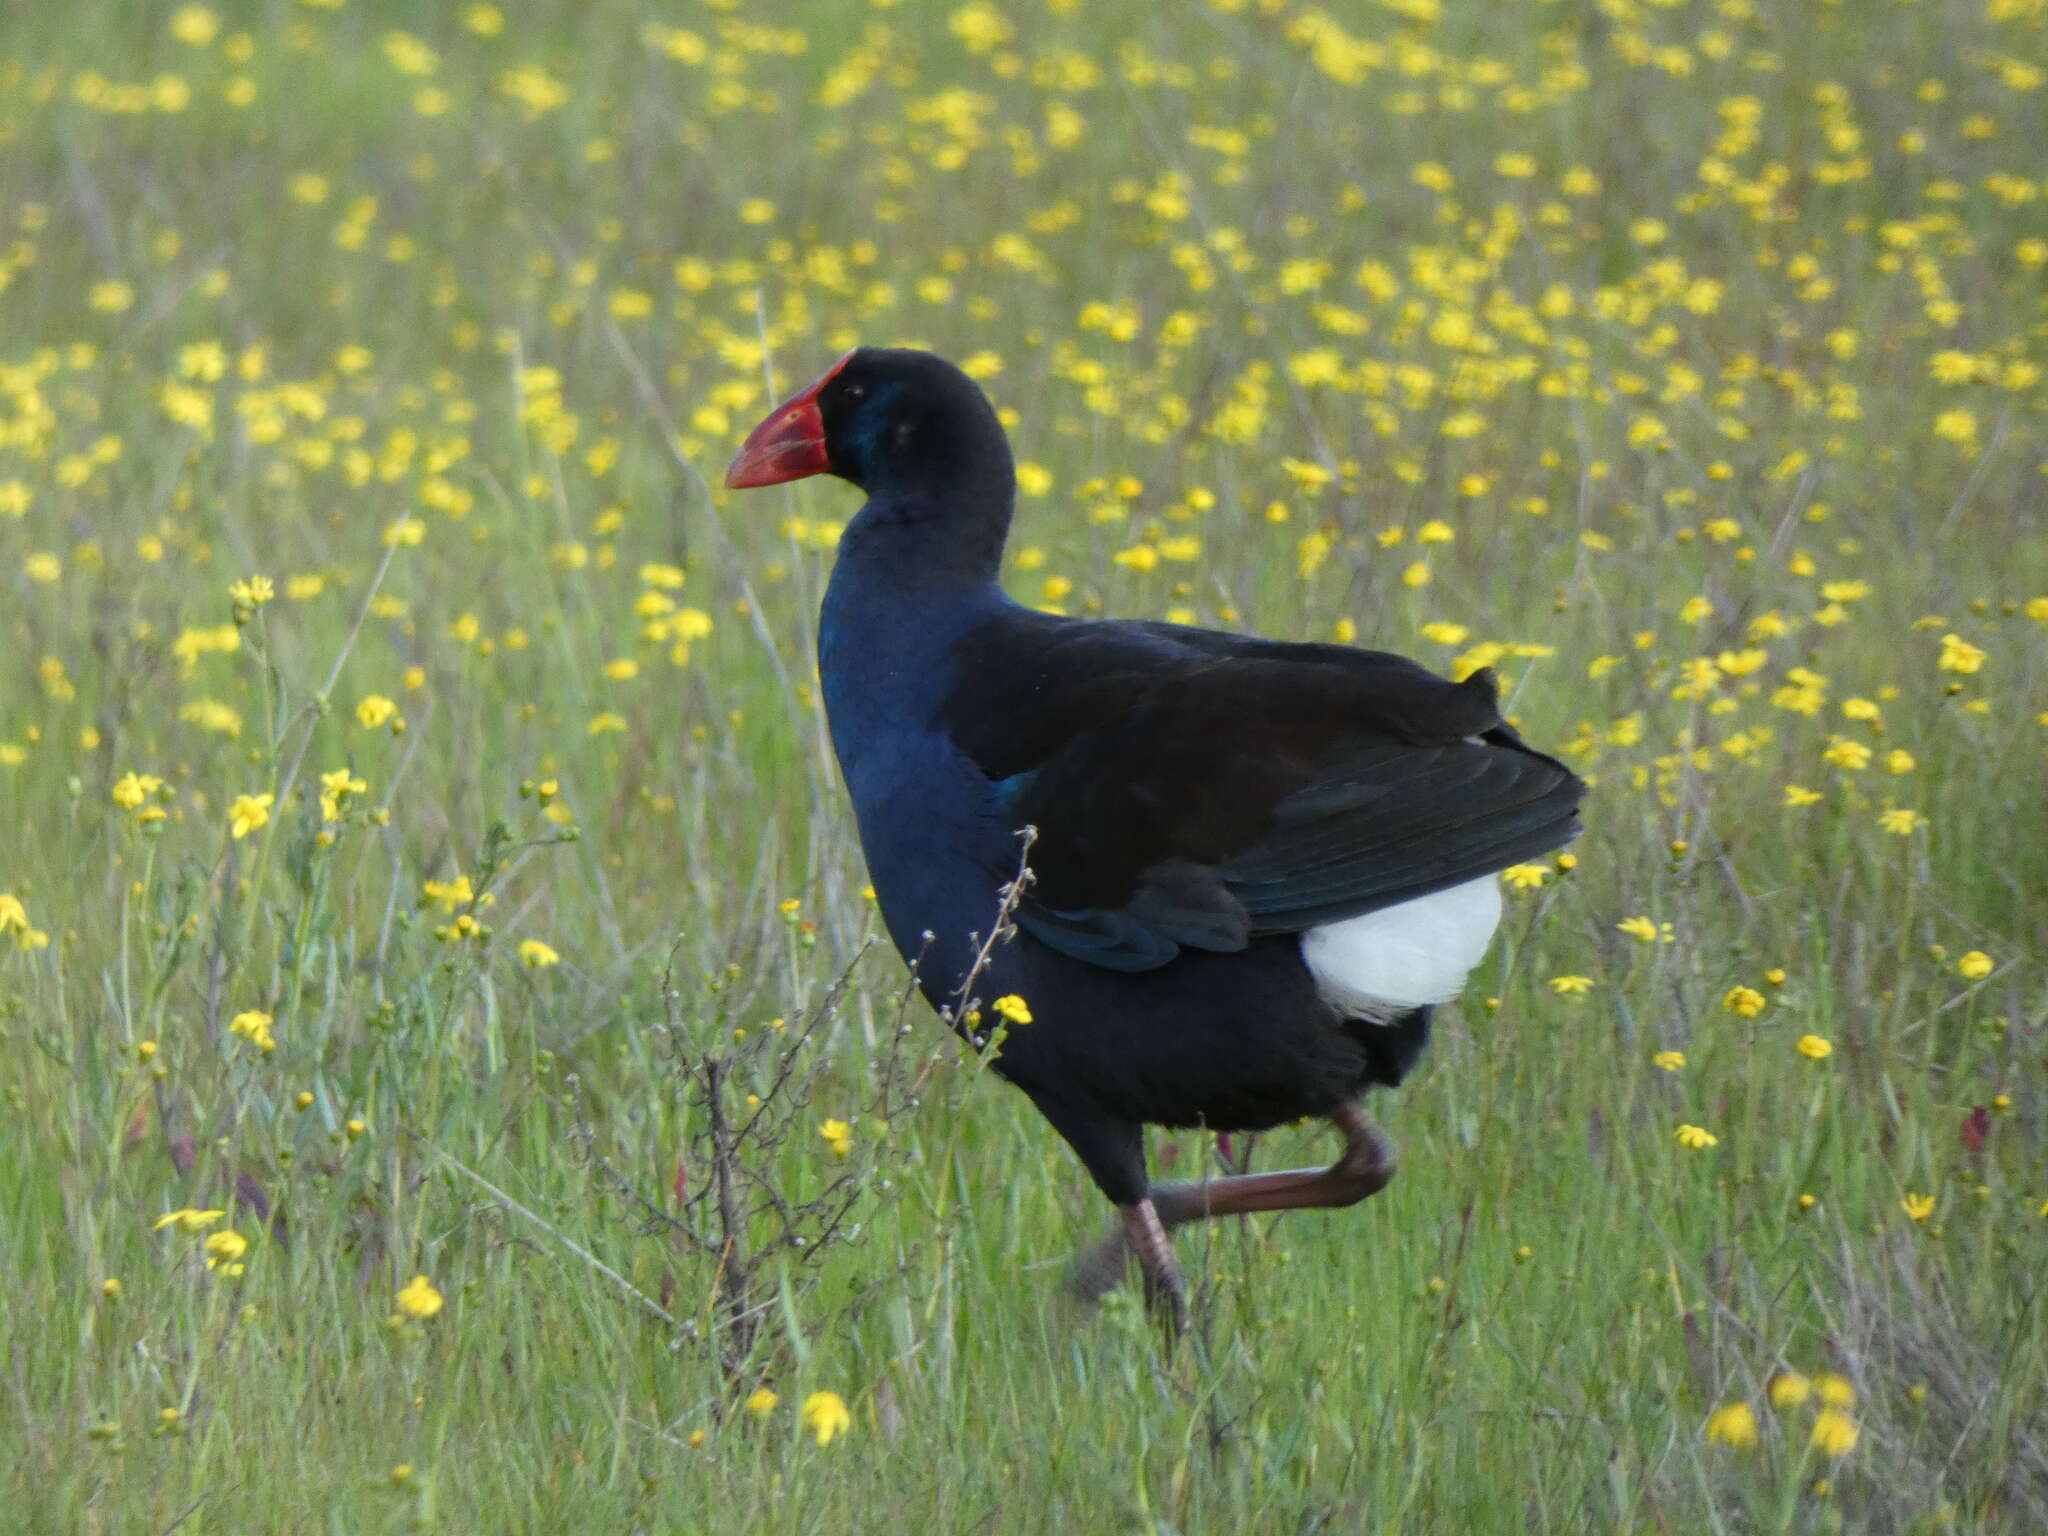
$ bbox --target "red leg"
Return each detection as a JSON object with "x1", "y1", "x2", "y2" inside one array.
[
  {"x1": 1151, "y1": 1104, "x2": 1395, "y2": 1223},
  {"x1": 1069, "y1": 1105, "x2": 1396, "y2": 1304},
  {"x1": 1121, "y1": 1198, "x2": 1187, "y2": 1333}
]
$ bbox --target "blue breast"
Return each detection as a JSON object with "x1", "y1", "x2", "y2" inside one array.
[{"x1": 817, "y1": 555, "x2": 1017, "y2": 994}]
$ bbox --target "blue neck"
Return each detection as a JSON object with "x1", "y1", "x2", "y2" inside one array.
[
  {"x1": 816, "y1": 505, "x2": 1019, "y2": 988},
  {"x1": 818, "y1": 500, "x2": 1010, "y2": 743}
]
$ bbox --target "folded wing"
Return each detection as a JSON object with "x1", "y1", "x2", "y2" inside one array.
[{"x1": 942, "y1": 613, "x2": 1586, "y2": 973}]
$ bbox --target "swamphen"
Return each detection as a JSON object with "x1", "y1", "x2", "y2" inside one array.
[{"x1": 727, "y1": 348, "x2": 1585, "y2": 1319}]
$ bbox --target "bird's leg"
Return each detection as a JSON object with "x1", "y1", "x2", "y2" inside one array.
[
  {"x1": 1121, "y1": 1198, "x2": 1187, "y2": 1333},
  {"x1": 1069, "y1": 1196, "x2": 1178, "y2": 1306},
  {"x1": 1070, "y1": 1106, "x2": 1394, "y2": 1303},
  {"x1": 1150, "y1": 1103, "x2": 1396, "y2": 1225}
]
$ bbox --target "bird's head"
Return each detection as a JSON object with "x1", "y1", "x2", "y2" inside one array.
[{"x1": 724, "y1": 347, "x2": 1009, "y2": 497}]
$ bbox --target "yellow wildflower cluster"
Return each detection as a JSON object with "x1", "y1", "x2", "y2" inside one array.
[
  {"x1": 0, "y1": 3, "x2": 2039, "y2": 1516},
  {"x1": 1707, "y1": 1371, "x2": 1860, "y2": 1458}
]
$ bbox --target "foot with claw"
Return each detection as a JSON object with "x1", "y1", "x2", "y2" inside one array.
[{"x1": 1071, "y1": 1104, "x2": 1397, "y2": 1323}]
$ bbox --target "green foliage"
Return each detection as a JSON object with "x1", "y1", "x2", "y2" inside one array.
[{"x1": 1, "y1": 0, "x2": 2044, "y2": 1530}]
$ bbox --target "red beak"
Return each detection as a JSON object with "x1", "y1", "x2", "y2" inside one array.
[{"x1": 724, "y1": 351, "x2": 855, "y2": 489}]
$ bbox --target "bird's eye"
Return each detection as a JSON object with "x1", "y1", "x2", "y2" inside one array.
[{"x1": 841, "y1": 382, "x2": 865, "y2": 404}]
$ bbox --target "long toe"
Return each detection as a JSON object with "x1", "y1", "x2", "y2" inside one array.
[
  {"x1": 1139, "y1": 1262, "x2": 1190, "y2": 1340},
  {"x1": 1121, "y1": 1198, "x2": 1189, "y2": 1335}
]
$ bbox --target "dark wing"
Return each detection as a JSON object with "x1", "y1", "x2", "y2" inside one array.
[{"x1": 942, "y1": 610, "x2": 1585, "y2": 972}]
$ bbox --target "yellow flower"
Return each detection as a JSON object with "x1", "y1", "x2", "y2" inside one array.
[
  {"x1": 1901, "y1": 1192, "x2": 1935, "y2": 1222},
  {"x1": 203, "y1": 1229, "x2": 248, "y2": 1271},
  {"x1": 1795, "y1": 1035, "x2": 1833, "y2": 1060},
  {"x1": 1616, "y1": 916, "x2": 1659, "y2": 942},
  {"x1": 1815, "y1": 1373, "x2": 1855, "y2": 1408},
  {"x1": 1783, "y1": 784, "x2": 1823, "y2": 807},
  {"x1": 1956, "y1": 951, "x2": 1993, "y2": 980},
  {"x1": 1936, "y1": 633, "x2": 1985, "y2": 674},
  {"x1": 169, "y1": 5, "x2": 219, "y2": 46},
  {"x1": 229, "y1": 574, "x2": 274, "y2": 609},
  {"x1": 1822, "y1": 738, "x2": 1871, "y2": 771},
  {"x1": 356, "y1": 695, "x2": 398, "y2": 728},
  {"x1": 319, "y1": 767, "x2": 366, "y2": 821},
  {"x1": 800, "y1": 1390, "x2": 852, "y2": 1447},
  {"x1": 1722, "y1": 986, "x2": 1766, "y2": 1018},
  {"x1": 153, "y1": 1208, "x2": 225, "y2": 1233},
  {"x1": 1652, "y1": 1050, "x2": 1686, "y2": 1072},
  {"x1": 112, "y1": 771, "x2": 163, "y2": 811},
  {"x1": 639, "y1": 561, "x2": 687, "y2": 591},
  {"x1": 1704, "y1": 1401, "x2": 1757, "y2": 1451},
  {"x1": 395, "y1": 1274, "x2": 444, "y2": 1319},
  {"x1": 990, "y1": 994, "x2": 1032, "y2": 1025},
  {"x1": 0, "y1": 892, "x2": 48, "y2": 951},
  {"x1": 1768, "y1": 1372, "x2": 1811, "y2": 1410},
  {"x1": 1549, "y1": 974, "x2": 1593, "y2": 995},
  {"x1": 1810, "y1": 1407, "x2": 1859, "y2": 1457},
  {"x1": 422, "y1": 875, "x2": 487, "y2": 913},
  {"x1": 229, "y1": 1010, "x2": 276, "y2": 1053},
  {"x1": 1879, "y1": 808, "x2": 1923, "y2": 836},
  {"x1": 744, "y1": 1387, "x2": 779, "y2": 1417},
  {"x1": 227, "y1": 792, "x2": 275, "y2": 839},
  {"x1": 1500, "y1": 864, "x2": 1550, "y2": 890},
  {"x1": 1932, "y1": 409, "x2": 1977, "y2": 447},
  {"x1": 1112, "y1": 544, "x2": 1159, "y2": 573},
  {"x1": 1675, "y1": 1124, "x2": 1719, "y2": 1150},
  {"x1": 181, "y1": 699, "x2": 242, "y2": 737},
  {"x1": 518, "y1": 939, "x2": 560, "y2": 968},
  {"x1": 818, "y1": 1119, "x2": 853, "y2": 1160}
]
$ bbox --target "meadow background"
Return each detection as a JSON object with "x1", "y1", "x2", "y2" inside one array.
[{"x1": 2, "y1": 0, "x2": 2045, "y2": 1529}]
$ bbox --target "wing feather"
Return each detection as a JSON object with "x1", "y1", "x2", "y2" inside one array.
[{"x1": 940, "y1": 611, "x2": 1586, "y2": 972}]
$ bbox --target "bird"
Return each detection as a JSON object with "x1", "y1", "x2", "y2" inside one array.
[{"x1": 726, "y1": 347, "x2": 1586, "y2": 1322}]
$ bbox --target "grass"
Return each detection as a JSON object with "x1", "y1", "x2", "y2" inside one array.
[{"x1": 2, "y1": 0, "x2": 2044, "y2": 1529}]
